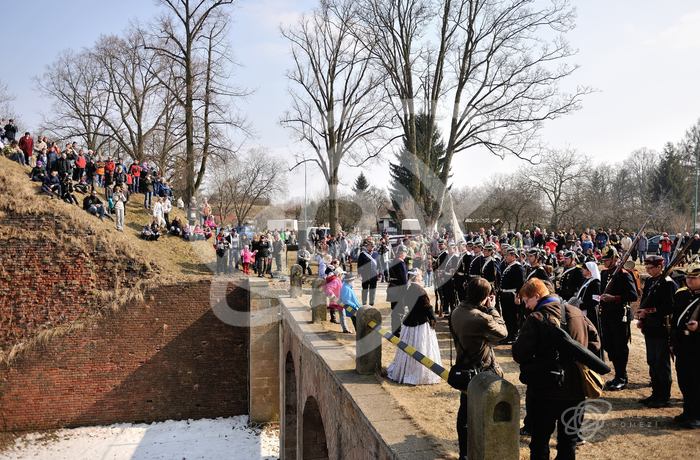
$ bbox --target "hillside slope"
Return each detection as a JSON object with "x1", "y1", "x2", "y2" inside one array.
[{"x1": 0, "y1": 157, "x2": 214, "y2": 362}]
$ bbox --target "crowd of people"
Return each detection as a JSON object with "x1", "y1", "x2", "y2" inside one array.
[{"x1": 299, "y1": 226, "x2": 699, "y2": 459}]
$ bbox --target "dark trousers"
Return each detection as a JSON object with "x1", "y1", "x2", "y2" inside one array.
[
  {"x1": 444, "y1": 282, "x2": 456, "y2": 315},
  {"x1": 602, "y1": 313, "x2": 630, "y2": 379},
  {"x1": 501, "y1": 296, "x2": 519, "y2": 340},
  {"x1": 390, "y1": 302, "x2": 403, "y2": 337},
  {"x1": 361, "y1": 278, "x2": 377, "y2": 305},
  {"x1": 528, "y1": 397, "x2": 582, "y2": 460},
  {"x1": 298, "y1": 260, "x2": 312, "y2": 275},
  {"x1": 456, "y1": 392, "x2": 468, "y2": 460},
  {"x1": 644, "y1": 334, "x2": 672, "y2": 401},
  {"x1": 676, "y1": 350, "x2": 700, "y2": 419}
]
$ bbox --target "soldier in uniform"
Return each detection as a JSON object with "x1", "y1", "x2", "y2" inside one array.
[
  {"x1": 671, "y1": 263, "x2": 700, "y2": 428},
  {"x1": 599, "y1": 246, "x2": 639, "y2": 391},
  {"x1": 481, "y1": 243, "x2": 500, "y2": 287},
  {"x1": 443, "y1": 242, "x2": 461, "y2": 316},
  {"x1": 469, "y1": 240, "x2": 485, "y2": 278},
  {"x1": 558, "y1": 250, "x2": 586, "y2": 301},
  {"x1": 433, "y1": 239, "x2": 449, "y2": 316},
  {"x1": 500, "y1": 246, "x2": 526, "y2": 343},
  {"x1": 387, "y1": 246, "x2": 409, "y2": 337},
  {"x1": 525, "y1": 248, "x2": 549, "y2": 282},
  {"x1": 636, "y1": 255, "x2": 677, "y2": 407},
  {"x1": 454, "y1": 241, "x2": 473, "y2": 303}
]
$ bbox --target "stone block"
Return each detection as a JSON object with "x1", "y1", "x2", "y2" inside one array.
[
  {"x1": 467, "y1": 372, "x2": 519, "y2": 460},
  {"x1": 355, "y1": 307, "x2": 382, "y2": 375}
]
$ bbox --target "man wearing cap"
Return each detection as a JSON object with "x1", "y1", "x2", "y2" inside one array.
[
  {"x1": 443, "y1": 242, "x2": 461, "y2": 315},
  {"x1": 481, "y1": 243, "x2": 500, "y2": 288},
  {"x1": 637, "y1": 255, "x2": 677, "y2": 407},
  {"x1": 387, "y1": 246, "x2": 409, "y2": 336},
  {"x1": 357, "y1": 239, "x2": 378, "y2": 306},
  {"x1": 525, "y1": 249, "x2": 548, "y2": 282},
  {"x1": 468, "y1": 240, "x2": 485, "y2": 278},
  {"x1": 599, "y1": 246, "x2": 639, "y2": 390},
  {"x1": 558, "y1": 251, "x2": 585, "y2": 301},
  {"x1": 433, "y1": 239, "x2": 449, "y2": 316},
  {"x1": 671, "y1": 263, "x2": 700, "y2": 428},
  {"x1": 454, "y1": 242, "x2": 473, "y2": 302},
  {"x1": 500, "y1": 247, "x2": 525, "y2": 343}
]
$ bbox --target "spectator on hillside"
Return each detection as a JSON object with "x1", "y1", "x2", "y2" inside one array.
[
  {"x1": 18, "y1": 132, "x2": 33, "y2": 166},
  {"x1": 3, "y1": 140, "x2": 24, "y2": 164},
  {"x1": 129, "y1": 162, "x2": 141, "y2": 193},
  {"x1": 73, "y1": 150, "x2": 86, "y2": 181},
  {"x1": 193, "y1": 223, "x2": 205, "y2": 240},
  {"x1": 41, "y1": 170, "x2": 61, "y2": 198},
  {"x1": 95, "y1": 159, "x2": 105, "y2": 188},
  {"x1": 142, "y1": 173, "x2": 153, "y2": 209},
  {"x1": 182, "y1": 222, "x2": 193, "y2": 240},
  {"x1": 169, "y1": 216, "x2": 183, "y2": 236},
  {"x1": 85, "y1": 157, "x2": 96, "y2": 186},
  {"x1": 200, "y1": 198, "x2": 212, "y2": 225},
  {"x1": 30, "y1": 160, "x2": 46, "y2": 182},
  {"x1": 162, "y1": 197, "x2": 172, "y2": 227},
  {"x1": 60, "y1": 174, "x2": 79, "y2": 205},
  {"x1": 3, "y1": 119, "x2": 17, "y2": 142},
  {"x1": 82, "y1": 189, "x2": 106, "y2": 220},
  {"x1": 113, "y1": 185, "x2": 127, "y2": 232},
  {"x1": 153, "y1": 196, "x2": 165, "y2": 228}
]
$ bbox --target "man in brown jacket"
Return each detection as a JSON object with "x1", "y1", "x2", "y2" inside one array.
[{"x1": 450, "y1": 277, "x2": 508, "y2": 460}]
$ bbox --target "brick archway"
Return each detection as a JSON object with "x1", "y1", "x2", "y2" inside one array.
[
  {"x1": 302, "y1": 396, "x2": 328, "y2": 460},
  {"x1": 284, "y1": 352, "x2": 298, "y2": 459}
]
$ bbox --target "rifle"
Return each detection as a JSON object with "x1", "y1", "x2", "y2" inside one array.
[{"x1": 602, "y1": 219, "x2": 649, "y2": 295}]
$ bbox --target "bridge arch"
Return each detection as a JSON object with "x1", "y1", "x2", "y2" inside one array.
[{"x1": 302, "y1": 395, "x2": 329, "y2": 460}]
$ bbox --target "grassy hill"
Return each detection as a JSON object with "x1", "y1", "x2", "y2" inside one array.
[{"x1": 0, "y1": 157, "x2": 215, "y2": 363}]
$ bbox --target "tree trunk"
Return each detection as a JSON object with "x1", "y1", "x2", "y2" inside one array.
[{"x1": 329, "y1": 172, "x2": 339, "y2": 235}]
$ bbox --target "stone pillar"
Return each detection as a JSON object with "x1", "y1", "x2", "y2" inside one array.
[
  {"x1": 247, "y1": 277, "x2": 280, "y2": 423},
  {"x1": 310, "y1": 278, "x2": 327, "y2": 323},
  {"x1": 467, "y1": 372, "x2": 519, "y2": 460},
  {"x1": 356, "y1": 307, "x2": 382, "y2": 375},
  {"x1": 290, "y1": 264, "x2": 303, "y2": 298}
]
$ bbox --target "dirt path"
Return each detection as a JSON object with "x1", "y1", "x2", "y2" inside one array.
[{"x1": 325, "y1": 280, "x2": 699, "y2": 459}]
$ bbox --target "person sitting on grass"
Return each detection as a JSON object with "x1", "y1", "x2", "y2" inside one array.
[
  {"x1": 203, "y1": 224, "x2": 213, "y2": 240},
  {"x1": 30, "y1": 160, "x2": 46, "y2": 182},
  {"x1": 182, "y1": 222, "x2": 192, "y2": 241},
  {"x1": 60, "y1": 174, "x2": 79, "y2": 205},
  {"x1": 82, "y1": 189, "x2": 107, "y2": 220},
  {"x1": 204, "y1": 215, "x2": 216, "y2": 230},
  {"x1": 169, "y1": 217, "x2": 183, "y2": 236},
  {"x1": 41, "y1": 170, "x2": 61, "y2": 198},
  {"x1": 194, "y1": 223, "x2": 205, "y2": 240}
]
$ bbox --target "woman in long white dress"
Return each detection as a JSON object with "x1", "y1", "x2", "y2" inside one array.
[{"x1": 387, "y1": 269, "x2": 443, "y2": 385}]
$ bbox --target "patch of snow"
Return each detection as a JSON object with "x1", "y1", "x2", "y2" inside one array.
[{"x1": 1, "y1": 416, "x2": 279, "y2": 460}]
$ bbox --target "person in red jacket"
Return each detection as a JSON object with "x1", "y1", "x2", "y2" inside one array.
[
  {"x1": 660, "y1": 232, "x2": 673, "y2": 266},
  {"x1": 74, "y1": 151, "x2": 87, "y2": 181},
  {"x1": 18, "y1": 132, "x2": 34, "y2": 166},
  {"x1": 129, "y1": 162, "x2": 141, "y2": 193}
]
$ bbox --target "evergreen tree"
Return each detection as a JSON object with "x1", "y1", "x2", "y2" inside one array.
[
  {"x1": 651, "y1": 142, "x2": 692, "y2": 214},
  {"x1": 389, "y1": 113, "x2": 447, "y2": 226},
  {"x1": 353, "y1": 172, "x2": 369, "y2": 194}
]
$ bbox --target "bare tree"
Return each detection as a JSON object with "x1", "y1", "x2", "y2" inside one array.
[
  {"x1": 281, "y1": 0, "x2": 393, "y2": 234},
  {"x1": 91, "y1": 27, "x2": 170, "y2": 162},
  {"x1": 35, "y1": 49, "x2": 111, "y2": 150},
  {"x1": 526, "y1": 148, "x2": 587, "y2": 229},
  {"x1": 207, "y1": 148, "x2": 286, "y2": 227},
  {"x1": 471, "y1": 173, "x2": 544, "y2": 230},
  {"x1": 358, "y1": 0, "x2": 589, "y2": 230},
  {"x1": 0, "y1": 79, "x2": 14, "y2": 116},
  {"x1": 147, "y1": 0, "x2": 239, "y2": 208}
]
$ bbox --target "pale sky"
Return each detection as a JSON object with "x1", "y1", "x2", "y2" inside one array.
[{"x1": 3, "y1": 0, "x2": 700, "y2": 201}]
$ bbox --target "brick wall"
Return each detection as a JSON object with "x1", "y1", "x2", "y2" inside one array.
[
  {"x1": 0, "y1": 212, "x2": 150, "y2": 351},
  {"x1": 0, "y1": 279, "x2": 249, "y2": 432}
]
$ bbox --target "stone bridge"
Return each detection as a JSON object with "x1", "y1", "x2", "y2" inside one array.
[{"x1": 245, "y1": 278, "x2": 442, "y2": 459}]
